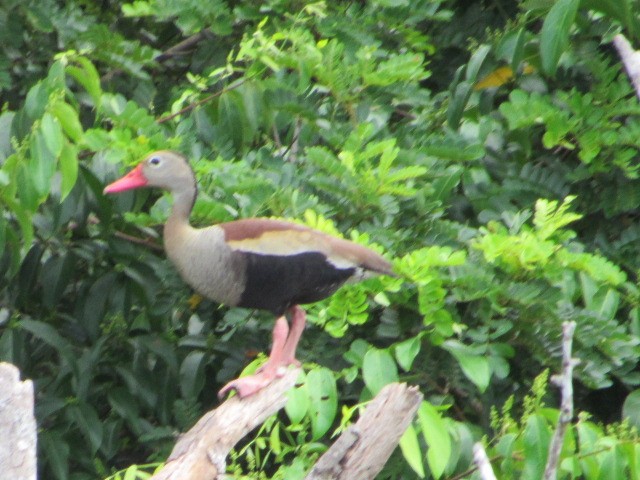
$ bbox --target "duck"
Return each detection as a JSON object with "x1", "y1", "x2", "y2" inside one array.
[{"x1": 104, "y1": 150, "x2": 394, "y2": 398}]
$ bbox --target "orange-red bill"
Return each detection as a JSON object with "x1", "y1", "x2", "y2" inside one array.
[{"x1": 103, "y1": 164, "x2": 148, "y2": 194}]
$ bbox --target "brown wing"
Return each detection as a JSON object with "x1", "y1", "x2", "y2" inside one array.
[{"x1": 218, "y1": 218, "x2": 394, "y2": 276}]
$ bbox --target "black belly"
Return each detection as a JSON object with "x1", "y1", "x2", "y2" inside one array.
[{"x1": 236, "y1": 251, "x2": 356, "y2": 316}]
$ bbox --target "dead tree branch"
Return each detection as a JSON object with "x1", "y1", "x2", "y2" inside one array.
[
  {"x1": 613, "y1": 33, "x2": 640, "y2": 101},
  {"x1": 0, "y1": 363, "x2": 37, "y2": 480},
  {"x1": 150, "y1": 367, "x2": 301, "y2": 480},
  {"x1": 472, "y1": 442, "x2": 497, "y2": 480},
  {"x1": 544, "y1": 321, "x2": 578, "y2": 480},
  {"x1": 150, "y1": 374, "x2": 422, "y2": 480},
  {"x1": 305, "y1": 383, "x2": 423, "y2": 480}
]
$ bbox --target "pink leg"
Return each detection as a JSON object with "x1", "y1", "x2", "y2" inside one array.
[
  {"x1": 280, "y1": 306, "x2": 306, "y2": 366},
  {"x1": 218, "y1": 314, "x2": 296, "y2": 399}
]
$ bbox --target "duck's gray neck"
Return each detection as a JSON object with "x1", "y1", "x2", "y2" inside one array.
[{"x1": 166, "y1": 166, "x2": 198, "y2": 226}]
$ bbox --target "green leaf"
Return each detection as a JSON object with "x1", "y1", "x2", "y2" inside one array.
[
  {"x1": 623, "y1": 389, "x2": 640, "y2": 430},
  {"x1": 399, "y1": 424, "x2": 426, "y2": 478},
  {"x1": 597, "y1": 446, "x2": 626, "y2": 480},
  {"x1": 447, "y1": 81, "x2": 472, "y2": 129},
  {"x1": 362, "y1": 348, "x2": 398, "y2": 395},
  {"x1": 539, "y1": 0, "x2": 580, "y2": 76},
  {"x1": 285, "y1": 371, "x2": 309, "y2": 424},
  {"x1": 522, "y1": 414, "x2": 551, "y2": 479},
  {"x1": 58, "y1": 143, "x2": 78, "y2": 201},
  {"x1": 41, "y1": 112, "x2": 64, "y2": 157},
  {"x1": 19, "y1": 319, "x2": 78, "y2": 375},
  {"x1": 41, "y1": 431, "x2": 70, "y2": 480},
  {"x1": 30, "y1": 129, "x2": 57, "y2": 197},
  {"x1": 179, "y1": 351, "x2": 207, "y2": 398},
  {"x1": 66, "y1": 57, "x2": 102, "y2": 106},
  {"x1": 307, "y1": 367, "x2": 338, "y2": 440},
  {"x1": 465, "y1": 44, "x2": 491, "y2": 82},
  {"x1": 418, "y1": 402, "x2": 452, "y2": 479},
  {"x1": 442, "y1": 340, "x2": 491, "y2": 392},
  {"x1": 51, "y1": 101, "x2": 83, "y2": 142},
  {"x1": 394, "y1": 336, "x2": 421, "y2": 372},
  {"x1": 67, "y1": 402, "x2": 104, "y2": 455}
]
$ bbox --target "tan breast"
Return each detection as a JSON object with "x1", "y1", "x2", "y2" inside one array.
[{"x1": 163, "y1": 221, "x2": 245, "y2": 306}]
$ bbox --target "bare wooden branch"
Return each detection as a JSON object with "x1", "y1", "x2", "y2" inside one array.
[
  {"x1": 544, "y1": 321, "x2": 578, "y2": 480},
  {"x1": 305, "y1": 383, "x2": 423, "y2": 480},
  {"x1": 472, "y1": 442, "x2": 497, "y2": 480},
  {"x1": 613, "y1": 33, "x2": 640, "y2": 101},
  {"x1": 0, "y1": 363, "x2": 37, "y2": 480},
  {"x1": 150, "y1": 367, "x2": 301, "y2": 480}
]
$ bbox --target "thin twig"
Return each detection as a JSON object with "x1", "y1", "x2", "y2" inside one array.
[
  {"x1": 543, "y1": 321, "x2": 578, "y2": 480},
  {"x1": 155, "y1": 31, "x2": 210, "y2": 63},
  {"x1": 156, "y1": 76, "x2": 253, "y2": 124},
  {"x1": 472, "y1": 442, "x2": 497, "y2": 480},
  {"x1": 102, "y1": 31, "x2": 210, "y2": 83},
  {"x1": 113, "y1": 231, "x2": 164, "y2": 252}
]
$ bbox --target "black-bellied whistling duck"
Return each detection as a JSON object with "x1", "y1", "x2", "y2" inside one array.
[{"x1": 104, "y1": 151, "x2": 393, "y2": 398}]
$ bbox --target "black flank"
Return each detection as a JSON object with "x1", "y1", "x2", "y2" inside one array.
[{"x1": 237, "y1": 251, "x2": 356, "y2": 316}]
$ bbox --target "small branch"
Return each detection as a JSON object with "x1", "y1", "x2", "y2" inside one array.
[
  {"x1": 113, "y1": 231, "x2": 164, "y2": 252},
  {"x1": 543, "y1": 321, "x2": 578, "y2": 480},
  {"x1": 613, "y1": 34, "x2": 640, "y2": 101},
  {"x1": 150, "y1": 367, "x2": 301, "y2": 480},
  {"x1": 155, "y1": 31, "x2": 210, "y2": 63},
  {"x1": 472, "y1": 442, "x2": 497, "y2": 480},
  {"x1": 287, "y1": 118, "x2": 302, "y2": 163},
  {"x1": 157, "y1": 77, "x2": 253, "y2": 124},
  {"x1": 305, "y1": 383, "x2": 423, "y2": 480},
  {"x1": 0, "y1": 363, "x2": 37, "y2": 480}
]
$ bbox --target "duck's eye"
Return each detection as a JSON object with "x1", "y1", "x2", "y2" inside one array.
[{"x1": 149, "y1": 156, "x2": 161, "y2": 166}]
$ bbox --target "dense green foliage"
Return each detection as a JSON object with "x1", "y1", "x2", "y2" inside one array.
[{"x1": 2, "y1": 0, "x2": 640, "y2": 478}]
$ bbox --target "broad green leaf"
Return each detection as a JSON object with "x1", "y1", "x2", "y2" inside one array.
[
  {"x1": 394, "y1": 336, "x2": 421, "y2": 372},
  {"x1": 51, "y1": 101, "x2": 83, "y2": 142},
  {"x1": 58, "y1": 143, "x2": 78, "y2": 201},
  {"x1": 30, "y1": 129, "x2": 57, "y2": 197},
  {"x1": 19, "y1": 319, "x2": 78, "y2": 374},
  {"x1": 522, "y1": 414, "x2": 551, "y2": 480},
  {"x1": 40, "y1": 431, "x2": 70, "y2": 480},
  {"x1": 623, "y1": 389, "x2": 640, "y2": 430},
  {"x1": 447, "y1": 81, "x2": 472, "y2": 129},
  {"x1": 442, "y1": 340, "x2": 491, "y2": 392},
  {"x1": 597, "y1": 446, "x2": 626, "y2": 480},
  {"x1": 307, "y1": 367, "x2": 338, "y2": 440},
  {"x1": 68, "y1": 402, "x2": 104, "y2": 455},
  {"x1": 362, "y1": 348, "x2": 398, "y2": 395},
  {"x1": 41, "y1": 112, "x2": 64, "y2": 157},
  {"x1": 465, "y1": 44, "x2": 491, "y2": 82},
  {"x1": 108, "y1": 388, "x2": 141, "y2": 428},
  {"x1": 24, "y1": 81, "x2": 48, "y2": 119},
  {"x1": 539, "y1": 0, "x2": 579, "y2": 76},
  {"x1": 65, "y1": 58, "x2": 102, "y2": 106},
  {"x1": 399, "y1": 424, "x2": 425, "y2": 478},
  {"x1": 418, "y1": 402, "x2": 451, "y2": 479},
  {"x1": 285, "y1": 371, "x2": 309, "y2": 424},
  {"x1": 179, "y1": 351, "x2": 207, "y2": 398}
]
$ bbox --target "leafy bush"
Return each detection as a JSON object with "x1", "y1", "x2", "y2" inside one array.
[{"x1": 2, "y1": 0, "x2": 640, "y2": 478}]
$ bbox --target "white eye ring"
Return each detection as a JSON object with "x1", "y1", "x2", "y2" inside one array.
[{"x1": 149, "y1": 156, "x2": 161, "y2": 166}]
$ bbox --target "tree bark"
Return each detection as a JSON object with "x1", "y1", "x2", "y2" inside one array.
[{"x1": 0, "y1": 362, "x2": 37, "y2": 480}]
